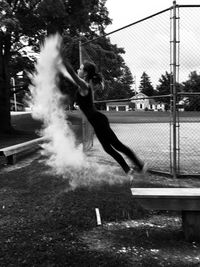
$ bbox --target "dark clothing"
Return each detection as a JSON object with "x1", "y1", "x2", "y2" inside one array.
[{"x1": 76, "y1": 87, "x2": 143, "y2": 173}]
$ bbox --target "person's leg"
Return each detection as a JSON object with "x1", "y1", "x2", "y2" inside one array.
[
  {"x1": 92, "y1": 112, "x2": 143, "y2": 173},
  {"x1": 107, "y1": 128, "x2": 144, "y2": 171},
  {"x1": 98, "y1": 138, "x2": 130, "y2": 173},
  {"x1": 92, "y1": 114, "x2": 130, "y2": 173}
]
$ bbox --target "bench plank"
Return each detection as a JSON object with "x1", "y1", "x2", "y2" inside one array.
[
  {"x1": 0, "y1": 137, "x2": 45, "y2": 164},
  {"x1": 131, "y1": 188, "x2": 200, "y2": 198},
  {"x1": 131, "y1": 188, "x2": 200, "y2": 242},
  {"x1": 131, "y1": 188, "x2": 200, "y2": 211},
  {"x1": 0, "y1": 137, "x2": 45, "y2": 157}
]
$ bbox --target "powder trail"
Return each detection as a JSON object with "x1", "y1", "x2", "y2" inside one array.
[
  {"x1": 28, "y1": 34, "x2": 128, "y2": 190},
  {"x1": 29, "y1": 34, "x2": 85, "y2": 175}
]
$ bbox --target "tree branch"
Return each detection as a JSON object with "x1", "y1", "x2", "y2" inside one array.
[
  {"x1": 12, "y1": 0, "x2": 21, "y2": 13},
  {"x1": 30, "y1": 0, "x2": 43, "y2": 11}
]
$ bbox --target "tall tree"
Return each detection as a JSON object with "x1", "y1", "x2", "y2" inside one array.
[
  {"x1": 85, "y1": 38, "x2": 135, "y2": 100},
  {"x1": 0, "y1": 0, "x2": 111, "y2": 133},
  {"x1": 156, "y1": 71, "x2": 182, "y2": 111},
  {"x1": 182, "y1": 71, "x2": 200, "y2": 92},
  {"x1": 0, "y1": 1, "x2": 16, "y2": 132},
  {"x1": 62, "y1": 35, "x2": 135, "y2": 102},
  {"x1": 120, "y1": 64, "x2": 135, "y2": 96},
  {"x1": 105, "y1": 64, "x2": 135, "y2": 100},
  {"x1": 182, "y1": 71, "x2": 200, "y2": 111},
  {"x1": 156, "y1": 71, "x2": 171, "y2": 95},
  {"x1": 156, "y1": 71, "x2": 171, "y2": 109},
  {"x1": 139, "y1": 72, "x2": 154, "y2": 96}
]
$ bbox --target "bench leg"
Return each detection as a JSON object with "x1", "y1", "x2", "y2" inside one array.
[
  {"x1": 6, "y1": 155, "x2": 16, "y2": 165},
  {"x1": 182, "y1": 211, "x2": 200, "y2": 242}
]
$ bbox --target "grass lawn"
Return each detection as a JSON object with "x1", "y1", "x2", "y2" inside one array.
[
  {"x1": 0, "y1": 113, "x2": 41, "y2": 149},
  {"x1": 0, "y1": 112, "x2": 82, "y2": 149},
  {"x1": 0, "y1": 152, "x2": 200, "y2": 266},
  {"x1": 0, "y1": 112, "x2": 200, "y2": 266}
]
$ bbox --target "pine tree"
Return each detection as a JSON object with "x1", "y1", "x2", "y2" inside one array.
[
  {"x1": 139, "y1": 72, "x2": 154, "y2": 96},
  {"x1": 156, "y1": 71, "x2": 172, "y2": 110},
  {"x1": 182, "y1": 71, "x2": 200, "y2": 111},
  {"x1": 182, "y1": 71, "x2": 200, "y2": 92}
]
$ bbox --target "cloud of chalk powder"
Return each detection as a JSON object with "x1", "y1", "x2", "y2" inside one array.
[
  {"x1": 28, "y1": 34, "x2": 85, "y2": 173},
  {"x1": 28, "y1": 33, "x2": 128, "y2": 190},
  {"x1": 62, "y1": 161, "x2": 129, "y2": 191}
]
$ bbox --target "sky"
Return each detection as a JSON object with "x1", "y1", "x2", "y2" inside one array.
[
  {"x1": 105, "y1": 0, "x2": 199, "y2": 33},
  {"x1": 105, "y1": 0, "x2": 200, "y2": 89}
]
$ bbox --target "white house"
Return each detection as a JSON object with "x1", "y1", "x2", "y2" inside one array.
[
  {"x1": 106, "y1": 93, "x2": 165, "y2": 112},
  {"x1": 106, "y1": 101, "x2": 130, "y2": 112},
  {"x1": 130, "y1": 93, "x2": 165, "y2": 111}
]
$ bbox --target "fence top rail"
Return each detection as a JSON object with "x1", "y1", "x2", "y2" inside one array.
[
  {"x1": 95, "y1": 94, "x2": 200, "y2": 104},
  {"x1": 82, "y1": 7, "x2": 171, "y2": 46},
  {"x1": 81, "y1": 4, "x2": 200, "y2": 46},
  {"x1": 178, "y1": 5, "x2": 200, "y2": 8},
  {"x1": 178, "y1": 92, "x2": 200, "y2": 96},
  {"x1": 94, "y1": 94, "x2": 172, "y2": 104},
  {"x1": 94, "y1": 98, "x2": 130, "y2": 104},
  {"x1": 94, "y1": 92, "x2": 200, "y2": 104}
]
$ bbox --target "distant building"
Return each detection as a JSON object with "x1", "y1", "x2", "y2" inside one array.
[
  {"x1": 106, "y1": 93, "x2": 165, "y2": 112},
  {"x1": 177, "y1": 97, "x2": 187, "y2": 112},
  {"x1": 106, "y1": 101, "x2": 130, "y2": 112},
  {"x1": 130, "y1": 93, "x2": 165, "y2": 111}
]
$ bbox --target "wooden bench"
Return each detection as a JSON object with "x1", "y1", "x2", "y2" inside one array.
[
  {"x1": 0, "y1": 137, "x2": 45, "y2": 164},
  {"x1": 131, "y1": 188, "x2": 200, "y2": 242}
]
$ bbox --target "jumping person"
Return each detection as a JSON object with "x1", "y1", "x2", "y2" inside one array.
[{"x1": 60, "y1": 60, "x2": 147, "y2": 178}]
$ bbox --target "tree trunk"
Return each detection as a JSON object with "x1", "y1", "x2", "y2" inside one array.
[{"x1": 0, "y1": 31, "x2": 12, "y2": 133}]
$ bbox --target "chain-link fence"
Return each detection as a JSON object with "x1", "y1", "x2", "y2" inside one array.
[
  {"x1": 177, "y1": 93, "x2": 200, "y2": 176},
  {"x1": 81, "y1": 3, "x2": 200, "y2": 177},
  {"x1": 176, "y1": 6, "x2": 200, "y2": 176}
]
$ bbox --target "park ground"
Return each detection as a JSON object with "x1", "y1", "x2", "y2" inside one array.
[{"x1": 0, "y1": 111, "x2": 200, "y2": 266}]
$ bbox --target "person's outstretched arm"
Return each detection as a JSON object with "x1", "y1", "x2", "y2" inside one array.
[{"x1": 62, "y1": 61, "x2": 89, "y2": 95}]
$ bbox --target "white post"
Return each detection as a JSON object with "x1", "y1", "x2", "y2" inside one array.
[
  {"x1": 11, "y1": 77, "x2": 17, "y2": 111},
  {"x1": 79, "y1": 40, "x2": 83, "y2": 66},
  {"x1": 79, "y1": 40, "x2": 87, "y2": 150},
  {"x1": 95, "y1": 208, "x2": 102, "y2": 226}
]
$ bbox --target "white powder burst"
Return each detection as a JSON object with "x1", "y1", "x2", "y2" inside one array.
[
  {"x1": 29, "y1": 34, "x2": 85, "y2": 174},
  {"x1": 27, "y1": 33, "x2": 128, "y2": 190}
]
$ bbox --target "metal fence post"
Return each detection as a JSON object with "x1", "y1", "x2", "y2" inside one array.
[
  {"x1": 79, "y1": 39, "x2": 86, "y2": 150},
  {"x1": 172, "y1": 0, "x2": 178, "y2": 178}
]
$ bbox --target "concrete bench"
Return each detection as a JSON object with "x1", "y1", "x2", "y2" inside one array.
[
  {"x1": 131, "y1": 188, "x2": 200, "y2": 242},
  {"x1": 0, "y1": 137, "x2": 45, "y2": 164}
]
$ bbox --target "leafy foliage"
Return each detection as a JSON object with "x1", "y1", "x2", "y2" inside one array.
[
  {"x1": 81, "y1": 38, "x2": 135, "y2": 101},
  {"x1": 61, "y1": 35, "x2": 135, "y2": 102},
  {"x1": 156, "y1": 71, "x2": 171, "y2": 109},
  {"x1": 156, "y1": 72, "x2": 171, "y2": 96},
  {"x1": 0, "y1": 0, "x2": 112, "y2": 131},
  {"x1": 182, "y1": 71, "x2": 200, "y2": 111},
  {"x1": 182, "y1": 71, "x2": 200, "y2": 93}
]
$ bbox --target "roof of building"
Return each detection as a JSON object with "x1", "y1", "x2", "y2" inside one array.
[
  {"x1": 106, "y1": 102, "x2": 130, "y2": 105},
  {"x1": 130, "y1": 92, "x2": 147, "y2": 100}
]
